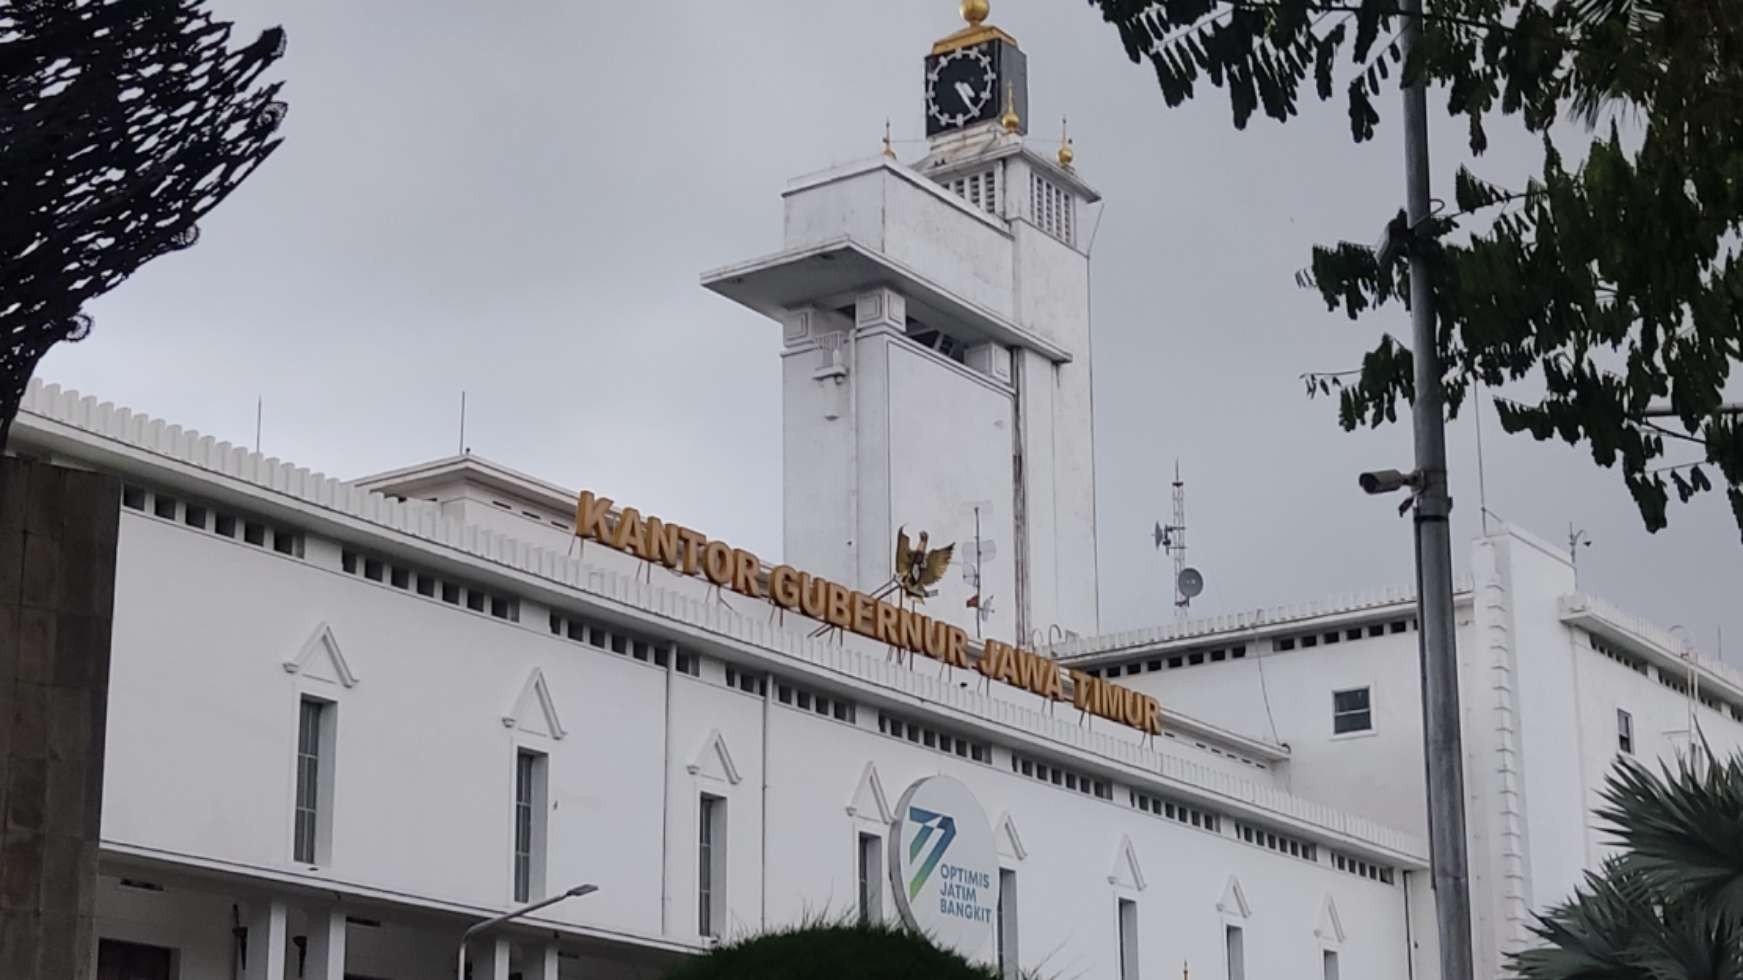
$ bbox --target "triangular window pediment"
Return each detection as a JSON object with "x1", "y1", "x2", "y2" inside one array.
[{"x1": 282, "y1": 623, "x2": 358, "y2": 688}]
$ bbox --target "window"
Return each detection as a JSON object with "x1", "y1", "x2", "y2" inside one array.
[
  {"x1": 1117, "y1": 898, "x2": 1139, "y2": 980},
  {"x1": 1324, "y1": 950, "x2": 1340, "y2": 980},
  {"x1": 513, "y1": 750, "x2": 548, "y2": 903},
  {"x1": 725, "y1": 667, "x2": 767, "y2": 696},
  {"x1": 294, "y1": 697, "x2": 333, "y2": 865},
  {"x1": 1226, "y1": 925, "x2": 1245, "y2": 980},
  {"x1": 1011, "y1": 753, "x2": 1112, "y2": 799},
  {"x1": 1235, "y1": 822, "x2": 1318, "y2": 862},
  {"x1": 1618, "y1": 708, "x2": 1634, "y2": 755},
  {"x1": 1131, "y1": 790, "x2": 1221, "y2": 833},
  {"x1": 857, "y1": 833, "x2": 883, "y2": 924},
  {"x1": 1332, "y1": 851, "x2": 1397, "y2": 885},
  {"x1": 699, "y1": 795, "x2": 725, "y2": 938},
  {"x1": 876, "y1": 712, "x2": 990, "y2": 763},
  {"x1": 997, "y1": 869, "x2": 1019, "y2": 979},
  {"x1": 1333, "y1": 687, "x2": 1372, "y2": 734},
  {"x1": 271, "y1": 528, "x2": 301, "y2": 556}
]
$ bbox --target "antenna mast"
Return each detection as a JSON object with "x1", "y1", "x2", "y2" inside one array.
[
  {"x1": 1152, "y1": 462, "x2": 1202, "y2": 619},
  {"x1": 1171, "y1": 463, "x2": 1187, "y2": 618}
]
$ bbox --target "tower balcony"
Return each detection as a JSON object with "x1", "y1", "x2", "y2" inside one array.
[{"x1": 700, "y1": 159, "x2": 1071, "y2": 365}]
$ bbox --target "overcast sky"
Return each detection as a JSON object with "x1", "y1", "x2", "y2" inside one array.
[{"x1": 40, "y1": 0, "x2": 1743, "y2": 661}]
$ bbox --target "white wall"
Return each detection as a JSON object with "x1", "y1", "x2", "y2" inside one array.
[
  {"x1": 759, "y1": 694, "x2": 1411, "y2": 980},
  {"x1": 1114, "y1": 616, "x2": 1441, "y2": 839},
  {"x1": 100, "y1": 505, "x2": 1414, "y2": 977},
  {"x1": 1011, "y1": 227, "x2": 1098, "y2": 638},
  {"x1": 781, "y1": 163, "x2": 1017, "y2": 320},
  {"x1": 1568, "y1": 634, "x2": 1743, "y2": 864},
  {"x1": 103, "y1": 512, "x2": 670, "y2": 939},
  {"x1": 883, "y1": 338, "x2": 1018, "y2": 641},
  {"x1": 781, "y1": 308, "x2": 860, "y2": 587}
]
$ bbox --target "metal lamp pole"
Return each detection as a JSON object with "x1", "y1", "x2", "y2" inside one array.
[
  {"x1": 456, "y1": 884, "x2": 598, "y2": 980},
  {"x1": 1398, "y1": 0, "x2": 1476, "y2": 975}
]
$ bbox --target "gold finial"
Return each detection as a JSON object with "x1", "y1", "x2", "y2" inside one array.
[
  {"x1": 883, "y1": 119, "x2": 897, "y2": 160},
  {"x1": 1058, "y1": 116, "x2": 1075, "y2": 168},
  {"x1": 1000, "y1": 81, "x2": 1021, "y2": 133},
  {"x1": 962, "y1": 0, "x2": 990, "y2": 27}
]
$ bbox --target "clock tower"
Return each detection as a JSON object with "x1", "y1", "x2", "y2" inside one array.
[
  {"x1": 703, "y1": 1, "x2": 1102, "y2": 645},
  {"x1": 923, "y1": 1, "x2": 1028, "y2": 137}
]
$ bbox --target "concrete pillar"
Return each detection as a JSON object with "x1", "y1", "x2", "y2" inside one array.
[
  {"x1": 303, "y1": 906, "x2": 347, "y2": 980},
  {"x1": 471, "y1": 936, "x2": 511, "y2": 980},
  {"x1": 522, "y1": 942, "x2": 561, "y2": 980},
  {"x1": 0, "y1": 459, "x2": 119, "y2": 980},
  {"x1": 243, "y1": 899, "x2": 288, "y2": 980}
]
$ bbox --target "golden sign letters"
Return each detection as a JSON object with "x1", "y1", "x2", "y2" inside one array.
[{"x1": 574, "y1": 491, "x2": 1163, "y2": 735}]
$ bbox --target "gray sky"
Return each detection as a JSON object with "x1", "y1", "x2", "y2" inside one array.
[{"x1": 42, "y1": 0, "x2": 1743, "y2": 659}]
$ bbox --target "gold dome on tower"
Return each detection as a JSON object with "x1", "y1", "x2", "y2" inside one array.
[{"x1": 933, "y1": 0, "x2": 1018, "y2": 55}]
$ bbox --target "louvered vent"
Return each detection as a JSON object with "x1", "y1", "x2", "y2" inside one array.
[
  {"x1": 942, "y1": 167, "x2": 1000, "y2": 217},
  {"x1": 1030, "y1": 173, "x2": 1075, "y2": 246}
]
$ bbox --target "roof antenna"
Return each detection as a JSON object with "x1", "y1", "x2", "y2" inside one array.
[
  {"x1": 254, "y1": 396, "x2": 262, "y2": 454},
  {"x1": 1153, "y1": 461, "x2": 1204, "y2": 619},
  {"x1": 458, "y1": 391, "x2": 467, "y2": 455}
]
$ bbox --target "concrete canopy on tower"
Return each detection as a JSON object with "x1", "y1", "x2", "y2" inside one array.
[{"x1": 701, "y1": 236, "x2": 1073, "y2": 365}]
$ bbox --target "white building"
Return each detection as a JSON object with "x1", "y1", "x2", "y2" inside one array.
[{"x1": 13, "y1": 5, "x2": 1743, "y2": 980}]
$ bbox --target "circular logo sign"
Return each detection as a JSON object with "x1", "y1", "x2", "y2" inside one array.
[{"x1": 889, "y1": 775, "x2": 1000, "y2": 960}]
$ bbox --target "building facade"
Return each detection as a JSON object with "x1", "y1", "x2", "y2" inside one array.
[{"x1": 12, "y1": 6, "x2": 1741, "y2": 980}]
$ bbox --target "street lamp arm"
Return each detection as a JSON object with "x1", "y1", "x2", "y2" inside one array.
[{"x1": 456, "y1": 885, "x2": 598, "y2": 980}]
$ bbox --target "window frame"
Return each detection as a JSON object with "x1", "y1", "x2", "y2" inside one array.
[
  {"x1": 857, "y1": 832, "x2": 883, "y2": 924},
  {"x1": 1116, "y1": 898, "x2": 1139, "y2": 980},
  {"x1": 997, "y1": 868, "x2": 1019, "y2": 980},
  {"x1": 1331, "y1": 686, "x2": 1375, "y2": 736},
  {"x1": 293, "y1": 696, "x2": 337, "y2": 866},
  {"x1": 513, "y1": 748, "x2": 549, "y2": 903},
  {"x1": 1226, "y1": 924, "x2": 1246, "y2": 980},
  {"x1": 699, "y1": 794, "x2": 726, "y2": 938},
  {"x1": 1617, "y1": 707, "x2": 1634, "y2": 755}
]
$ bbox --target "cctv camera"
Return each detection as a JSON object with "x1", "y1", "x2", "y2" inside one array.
[
  {"x1": 1374, "y1": 210, "x2": 1410, "y2": 269},
  {"x1": 1359, "y1": 469, "x2": 1415, "y2": 495}
]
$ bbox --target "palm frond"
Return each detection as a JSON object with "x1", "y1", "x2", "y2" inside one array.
[
  {"x1": 1511, "y1": 860, "x2": 1656, "y2": 979},
  {"x1": 1594, "y1": 750, "x2": 1743, "y2": 927}
]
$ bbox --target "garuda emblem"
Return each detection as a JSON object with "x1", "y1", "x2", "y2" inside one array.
[{"x1": 894, "y1": 526, "x2": 954, "y2": 602}]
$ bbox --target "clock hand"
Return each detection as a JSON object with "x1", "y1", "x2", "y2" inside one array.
[{"x1": 954, "y1": 80, "x2": 977, "y2": 109}]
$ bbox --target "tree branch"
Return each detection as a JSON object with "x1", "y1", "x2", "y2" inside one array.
[{"x1": 1638, "y1": 418, "x2": 1713, "y2": 448}]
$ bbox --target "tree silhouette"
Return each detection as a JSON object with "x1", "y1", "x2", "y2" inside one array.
[
  {"x1": 1511, "y1": 746, "x2": 1743, "y2": 978},
  {"x1": 662, "y1": 921, "x2": 1001, "y2": 980},
  {"x1": 1085, "y1": 0, "x2": 1743, "y2": 537},
  {"x1": 1, "y1": 0, "x2": 288, "y2": 451}
]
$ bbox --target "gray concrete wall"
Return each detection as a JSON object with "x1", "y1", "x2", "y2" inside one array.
[{"x1": 0, "y1": 457, "x2": 118, "y2": 980}]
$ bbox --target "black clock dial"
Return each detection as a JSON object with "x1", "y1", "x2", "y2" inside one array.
[{"x1": 926, "y1": 46, "x2": 997, "y2": 131}]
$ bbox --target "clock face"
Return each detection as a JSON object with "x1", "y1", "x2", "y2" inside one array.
[{"x1": 926, "y1": 45, "x2": 997, "y2": 131}]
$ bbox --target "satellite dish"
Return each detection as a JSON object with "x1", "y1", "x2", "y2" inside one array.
[{"x1": 1177, "y1": 567, "x2": 1205, "y2": 600}]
